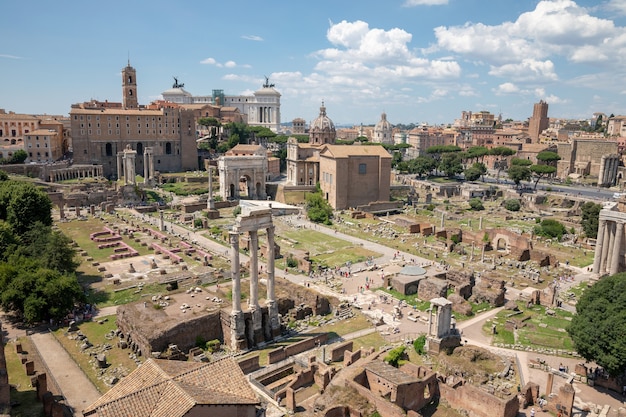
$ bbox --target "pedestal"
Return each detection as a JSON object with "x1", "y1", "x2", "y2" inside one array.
[{"x1": 230, "y1": 311, "x2": 246, "y2": 351}]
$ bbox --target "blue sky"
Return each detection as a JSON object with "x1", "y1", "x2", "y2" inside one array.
[{"x1": 3, "y1": 0, "x2": 626, "y2": 126}]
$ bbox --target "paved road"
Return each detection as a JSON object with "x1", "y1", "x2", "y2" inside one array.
[{"x1": 30, "y1": 331, "x2": 101, "y2": 416}]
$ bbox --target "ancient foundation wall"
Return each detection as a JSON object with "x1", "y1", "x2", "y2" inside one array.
[
  {"x1": 438, "y1": 382, "x2": 519, "y2": 417},
  {"x1": 268, "y1": 334, "x2": 328, "y2": 364},
  {"x1": 329, "y1": 341, "x2": 353, "y2": 362}
]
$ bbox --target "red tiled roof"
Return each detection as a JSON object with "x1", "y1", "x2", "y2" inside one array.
[{"x1": 83, "y1": 357, "x2": 259, "y2": 417}]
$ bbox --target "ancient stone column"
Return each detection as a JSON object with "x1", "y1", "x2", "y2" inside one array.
[
  {"x1": 207, "y1": 167, "x2": 215, "y2": 210},
  {"x1": 592, "y1": 219, "x2": 607, "y2": 274},
  {"x1": 610, "y1": 221, "x2": 624, "y2": 275},
  {"x1": 117, "y1": 153, "x2": 122, "y2": 181},
  {"x1": 230, "y1": 231, "x2": 245, "y2": 350},
  {"x1": 266, "y1": 226, "x2": 276, "y2": 302},
  {"x1": 143, "y1": 149, "x2": 149, "y2": 181},
  {"x1": 266, "y1": 225, "x2": 280, "y2": 337},
  {"x1": 249, "y1": 231, "x2": 259, "y2": 309},
  {"x1": 230, "y1": 232, "x2": 242, "y2": 313},
  {"x1": 605, "y1": 221, "x2": 616, "y2": 274}
]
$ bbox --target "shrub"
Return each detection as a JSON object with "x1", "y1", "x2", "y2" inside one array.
[
  {"x1": 195, "y1": 335, "x2": 206, "y2": 349},
  {"x1": 233, "y1": 205, "x2": 242, "y2": 216},
  {"x1": 425, "y1": 204, "x2": 435, "y2": 211},
  {"x1": 193, "y1": 218, "x2": 203, "y2": 228},
  {"x1": 206, "y1": 339, "x2": 221, "y2": 353},
  {"x1": 384, "y1": 346, "x2": 406, "y2": 367},
  {"x1": 413, "y1": 334, "x2": 427, "y2": 355},
  {"x1": 469, "y1": 198, "x2": 484, "y2": 211},
  {"x1": 504, "y1": 199, "x2": 521, "y2": 211},
  {"x1": 534, "y1": 219, "x2": 567, "y2": 239},
  {"x1": 286, "y1": 255, "x2": 298, "y2": 268}
]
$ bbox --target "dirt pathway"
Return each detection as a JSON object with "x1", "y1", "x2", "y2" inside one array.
[{"x1": 29, "y1": 331, "x2": 101, "y2": 416}]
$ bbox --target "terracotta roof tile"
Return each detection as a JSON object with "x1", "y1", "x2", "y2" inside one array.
[{"x1": 83, "y1": 358, "x2": 258, "y2": 417}]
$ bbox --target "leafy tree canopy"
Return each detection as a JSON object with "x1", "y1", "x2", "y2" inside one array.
[
  {"x1": 507, "y1": 164, "x2": 531, "y2": 186},
  {"x1": 438, "y1": 152, "x2": 464, "y2": 178},
  {"x1": 305, "y1": 187, "x2": 333, "y2": 225},
  {"x1": 534, "y1": 219, "x2": 566, "y2": 239},
  {"x1": 510, "y1": 157, "x2": 532, "y2": 167},
  {"x1": 489, "y1": 146, "x2": 516, "y2": 157},
  {"x1": 580, "y1": 202, "x2": 602, "y2": 238},
  {"x1": 536, "y1": 151, "x2": 561, "y2": 163},
  {"x1": 464, "y1": 162, "x2": 487, "y2": 181},
  {"x1": 0, "y1": 180, "x2": 52, "y2": 235},
  {"x1": 568, "y1": 273, "x2": 626, "y2": 377}
]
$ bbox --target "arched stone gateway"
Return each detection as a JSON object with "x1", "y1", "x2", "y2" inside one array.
[{"x1": 218, "y1": 144, "x2": 267, "y2": 201}]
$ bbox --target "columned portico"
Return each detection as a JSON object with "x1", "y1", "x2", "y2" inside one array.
[
  {"x1": 593, "y1": 202, "x2": 626, "y2": 277},
  {"x1": 229, "y1": 203, "x2": 279, "y2": 350}
]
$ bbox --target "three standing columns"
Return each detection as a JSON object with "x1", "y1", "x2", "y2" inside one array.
[
  {"x1": 230, "y1": 225, "x2": 279, "y2": 350},
  {"x1": 593, "y1": 218, "x2": 625, "y2": 277}
]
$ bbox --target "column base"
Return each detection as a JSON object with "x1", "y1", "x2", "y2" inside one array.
[
  {"x1": 267, "y1": 300, "x2": 281, "y2": 338},
  {"x1": 251, "y1": 307, "x2": 264, "y2": 345},
  {"x1": 230, "y1": 310, "x2": 246, "y2": 351}
]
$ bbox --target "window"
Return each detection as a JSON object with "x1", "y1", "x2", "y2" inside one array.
[
  {"x1": 105, "y1": 143, "x2": 113, "y2": 157},
  {"x1": 165, "y1": 142, "x2": 172, "y2": 154},
  {"x1": 359, "y1": 163, "x2": 367, "y2": 174}
]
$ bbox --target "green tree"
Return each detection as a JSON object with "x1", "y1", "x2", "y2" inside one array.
[
  {"x1": 408, "y1": 156, "x2": 437, "y2": 178},
  {"x1": 580, "y1": 202, "x2": 602, "y2": 238},
  {"x1": 530, "y1": 164, "x2": 557, "y2": 190},
  {"x1": 464, "y1": 162, "x2": 487, "y2": 181},
  {"x1": 438, "y1": 152, "x2": 464, "y2": 178},
  {"x1": 503, "y1": 199, "x2": 521, "y2": 212},
  {"x1": 0, "y1": 262, "x2": 84, "y2": 323},
  {"x1": 568, "y1": 273, "x2": 626, "y2": 377},
  {"x1": 0, "y1": 181, "x2": 52, "y2": 234},
  {"x1": 413, "y1": 334, "x2": 427, "y2": 355},
  {"x1": 469, "y1": 198, "x2": 484, "y2": 211},
  {"x1": 306, "y1": 189, "x2": 333, "y2": 225},
  {"x1": 14, "y1": 223, "x2": 78, "y2": 273},
  {"x1": 489, "y1": 146, "x2": 516, "y2": 180},
  {"x1": 0, "y1": 170, "x2": 8, "y2": 181},
  {"x1": 9, "y1": 150, "x2": 28, "y2": 164},
  {"x1": 507, "y1": 158, "x2": 532, "y2": 189},
  {"x1": 384, "y1": 345, "x2": 406, "y2": 367},
  {"x1": 465, "y1": 146, "x2": 489, "y2": 163},
  {"x1": 534, "y1": 219, "x2": 566, "y2": 239}
]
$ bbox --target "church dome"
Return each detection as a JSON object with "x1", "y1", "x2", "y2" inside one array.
[
  {"x1": 310, "y1": 102, "x2": 335, "y2": 131},
  {"x1": 375, "y1": 112, "x2": 392, "y2": 131}
]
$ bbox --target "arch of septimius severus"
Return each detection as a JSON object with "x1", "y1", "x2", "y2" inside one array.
[
  {"x1": 229, "y1": 202, "x2": 280, "y2": 350},
  {"x1": 592, "y1": 199, "x2": 626, "y2": 277}
]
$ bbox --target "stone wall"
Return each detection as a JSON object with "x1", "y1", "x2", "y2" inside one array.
[
  {"x1": 417, "y1": 277, "x2": 448, "y2": 301},
  {"x1": 470, "y1": 275, "x2": 506, "y2": 306},
  {"x1": 116, "y1": 305, "x2": 224, "y2": 356},
  {"x1": 329, "y1": 341, "x2": 353, "y2": 362},
  {"x1": 438, "y1": 380, "x2": 519, "y2": 417},
  {"x1": 268, "y1": 334, "x2": 328, "y2": 364},
  {"x1": 238, "y1": 355, "x2": 260, "y2": 374}
]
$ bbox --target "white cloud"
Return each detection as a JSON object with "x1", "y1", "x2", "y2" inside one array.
[
  {"x1": 403, "y1": 0, "x2": 448, "y2": 5},
  {"x1": 0, "y1": 54, "x2": 23, "y2": 59},
  {"x1": 241, "y1": 35, "x2": 263, "y2": 41},
  {"x1": 488, "y1": 59, "x2": 558, "y2": 82},
  {"x1": 316, "y1": 20, "x2": 460, "y2": 82},
  {"x1": 200, "y1": 58, "x2": 249, "y2": 68},
  {"x1": 605, "y1": 0, "x2": 626, "y2": 14},
  {"x1": 434, "y1": 0, "x2": 626, "y2": 66},
  {"x1": 494, "y1": 83, "x2": 520, "y2": 95}
]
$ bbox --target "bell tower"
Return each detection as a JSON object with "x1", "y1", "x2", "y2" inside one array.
[{"x1": 122, "y1": 61, "x2": 138, "y2": 109}]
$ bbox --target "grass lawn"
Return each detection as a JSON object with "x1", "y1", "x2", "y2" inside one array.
[
  {"x1": 57, "y1": 217, "x2": 154, "y2": 263},
  {"x1": 4, "y1": 338, "x2": 42, "y2": 417},
  {"x1": 85, "y1": 282, "x2": 171, "y2": 308},
  {"x1": 484, "y1": 302, "x2": 574, "y2": 351},
  {"x1": 52, "y1": 315, "x2": 141, "y2": 393}
]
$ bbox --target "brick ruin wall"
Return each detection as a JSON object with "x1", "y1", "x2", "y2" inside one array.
[{"x1": 438, "y1": 381, "x2": 519, "y2": 417}]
